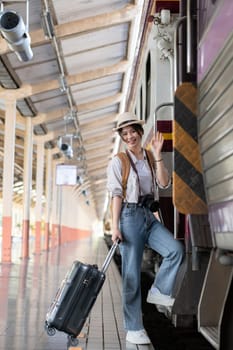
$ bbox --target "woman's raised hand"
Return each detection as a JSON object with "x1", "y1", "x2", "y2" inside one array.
[{"x1": 151, "y1": 131, "x2": 164, "y2": 158}]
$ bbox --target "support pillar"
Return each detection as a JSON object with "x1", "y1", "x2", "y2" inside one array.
[
  {"x1": 1, "y1": 99, "x2": 16, "y2": 263},
  {"x1": 34, "y1": 140, "x2": 45, "y2": 254},
  {"x1": 44, "y1": 148, "x2": 52, "y2": 250},
  {"x1": 57, "y1": 185, "x2": 62, "y2": 246},
  {"x1": 21, "y1": 117, "x2": 33, "y2": 259},
  {"x1": 51, "y1": 161, "x2": 61, "y2": 248}
]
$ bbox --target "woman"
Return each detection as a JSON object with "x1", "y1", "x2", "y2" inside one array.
[{"x1": 107, "y1": 112, "x2": 184, "y2": 345}]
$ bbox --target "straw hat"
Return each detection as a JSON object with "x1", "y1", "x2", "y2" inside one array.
[{"x1": 113, "y1": 112, "x2": 145, "y2": 131}]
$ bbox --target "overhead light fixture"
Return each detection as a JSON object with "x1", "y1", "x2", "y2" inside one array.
[{"x1": 0, "y1": 9, "x2": 33, "y2": 61}]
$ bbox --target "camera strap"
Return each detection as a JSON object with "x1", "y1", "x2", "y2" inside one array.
[{"x1": 125, "y1": 149, "x2": 156, "y2": 199}]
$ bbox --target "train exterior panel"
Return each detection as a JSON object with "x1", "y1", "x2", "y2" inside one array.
[
  {"x1": 197, "y1": 3, "x2": 233, "y2": 347},
  {"x1": 198, "y1": 0, "x2": 233, "y2": 252}
]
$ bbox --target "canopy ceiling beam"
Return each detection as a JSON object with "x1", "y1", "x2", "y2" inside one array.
[
  {"x1": 79, "y1": 113, "x2": 116, "y2": 126},
  {"x1": 0, "y1": 4, "x2": 138, "y2": 54},
  {"x1": 0, "y1": 60, "x2": 129, "y2": 100},
  {"x1": 33, "y1": 93, "x2": 123, "y2": 125}
]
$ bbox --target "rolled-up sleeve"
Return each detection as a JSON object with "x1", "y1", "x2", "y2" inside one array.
[
  {"x1": 107, "y1": 156, "x2": 123, "y2": 198},
  {"x1": 156, "y1": 171, "x2": 171, "y2": 189}
]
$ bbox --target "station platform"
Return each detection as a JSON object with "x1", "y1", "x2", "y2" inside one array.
[{"x1": 0, "y1": 235, "x2": 154, "y2": 350}]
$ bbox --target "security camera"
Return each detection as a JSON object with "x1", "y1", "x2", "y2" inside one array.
[
  {"x1": 0, "y1": 10, "x2": 33, "y2": 62},
  {"x1": 61, "y1": 143, "x2": 73, "y2": 159}
]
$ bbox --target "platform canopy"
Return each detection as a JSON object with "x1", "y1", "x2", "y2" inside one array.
[{"x1": 0, "y1": 0, "x2": 152, "y2": 219}]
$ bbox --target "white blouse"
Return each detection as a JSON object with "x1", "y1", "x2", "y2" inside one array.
[{"x1": 107, "y1": 149, "x2": 170, "y2": 203}]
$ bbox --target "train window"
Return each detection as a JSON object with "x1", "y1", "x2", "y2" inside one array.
[{"x1": 145, "y1": 53, "x2": 151, "y2": 122}]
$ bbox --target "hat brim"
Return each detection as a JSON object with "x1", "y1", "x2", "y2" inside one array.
[{"x1": 113, "y1": 119, "x2": 145, "y2": 132}]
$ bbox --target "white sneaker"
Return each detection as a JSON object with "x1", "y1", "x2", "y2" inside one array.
[
  {"x1": 126, "y1": 329, "x2": 151, "y2": 345},
  {"x1": 156, "y1": 304, "x2": 167, "y2": 313},
  {"x1": 147, "y1": 288, "x2": 175, "y2": 307}
]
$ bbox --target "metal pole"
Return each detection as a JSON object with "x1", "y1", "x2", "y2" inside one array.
[
  {"x1": 186, "y1": 0, "x2": 191, "y2": 73},
  {"x1": 173, "y1": 16, "x2": 186, "y2": 89}
]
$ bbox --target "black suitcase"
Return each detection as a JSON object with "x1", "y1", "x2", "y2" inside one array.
[{"x1": 45, "y1": 241, "x2": 119, "y2": 346}]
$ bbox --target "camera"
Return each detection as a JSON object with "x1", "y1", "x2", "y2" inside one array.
[
  {"x1": 139, "y1": 194, "x2": 160, "y2": 213},
  {"x1": 57, "y1": 137, "x2": 74, "y2": 159},
  {"x1": 0, "y1": 10, "x2": 33, "y2": 62},
  {"x1": 60, "y1": 143, "x2": 73, "y2": 159}
]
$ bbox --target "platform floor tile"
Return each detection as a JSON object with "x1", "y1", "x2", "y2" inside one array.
[{"x1": 0, "y1": 236, "x2": 154, "y2": 350}]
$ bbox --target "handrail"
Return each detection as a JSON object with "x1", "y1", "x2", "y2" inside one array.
[
  {"x1": 153, "y1": 102, "x2": 182, "y2": 239},
  {"x1": 153, "y1": 102, "x2": 174, "y2": 129},
  {"x1": 174, "y1": 16, "x2": 186, "y2": 90},
  {"x1": 186, "y1": 0, "x2": 192, "y2": 73}
]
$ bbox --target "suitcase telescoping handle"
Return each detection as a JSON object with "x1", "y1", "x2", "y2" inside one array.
[{"x1": 101, "y1": 239, "x2": 120, "y2": 273}]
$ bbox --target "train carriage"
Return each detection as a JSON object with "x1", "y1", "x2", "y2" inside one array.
[{"x1": 114, "y1": 1, "x2": 233, "y2": 349}]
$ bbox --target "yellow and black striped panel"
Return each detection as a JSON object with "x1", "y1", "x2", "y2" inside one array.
[{"x1": 173, "y1": 82, "x2": 208, "y2": 214}]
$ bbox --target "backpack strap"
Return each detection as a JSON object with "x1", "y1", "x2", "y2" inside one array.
[
  {"x1": 115, "y1": 149, "x2": 155, "y2": 200},
  {"x1": 115, "y1": 152, "x2": 130, "y2": 199}
]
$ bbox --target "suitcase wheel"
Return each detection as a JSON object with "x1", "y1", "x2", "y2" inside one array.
[
  {"x1": 67, "y1": 335, "x2": 79, "y2": 347},
  {"x1": 44, "y1": 322, "x2": 56, "y2": 336}
]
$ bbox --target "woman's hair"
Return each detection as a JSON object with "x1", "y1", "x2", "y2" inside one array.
[{"x1": 118, "y1": 123, "x2": 144, "y2": 139}]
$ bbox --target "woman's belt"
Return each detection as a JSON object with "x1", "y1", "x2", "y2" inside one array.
[
  {"x1": 123, "y1": 194, "x2": 159, "y2": 212},
  {"x1": 123, "y1": 202, "x2": 143, "y2": 208}
]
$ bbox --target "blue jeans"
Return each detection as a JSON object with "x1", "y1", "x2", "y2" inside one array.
[{"x1": 119, "y1": 204, "x2": 184, "y2": 331}]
